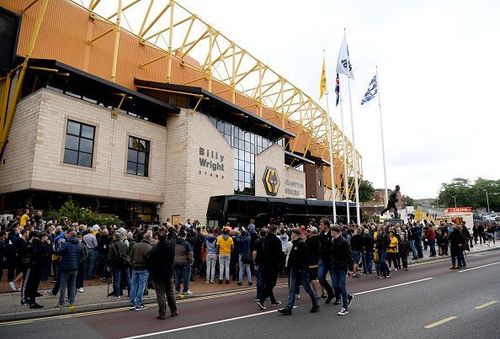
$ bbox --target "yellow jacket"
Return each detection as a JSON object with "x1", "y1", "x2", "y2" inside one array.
[{"x1": 387, "y1": 236, "x2": 399, "y2": 253}]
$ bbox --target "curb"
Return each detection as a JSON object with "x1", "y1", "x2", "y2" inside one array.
[{"x1": 1, "y1": 246, "x2": 498, "y2": 322}]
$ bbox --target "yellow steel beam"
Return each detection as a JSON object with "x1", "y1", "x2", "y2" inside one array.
[
  {"x1": 166, "y1": 0, "x2": 175, "y2": 83},
  {"x1": 87, "y1": 27, "x2": 114, "y2": 45},
  {"x1": 22, "y1": 0, "x2": 40, "y2": 13},
  {"x1": 106, "y1": 0, "x2": 141, "y2": 20},
  {"x1": 138, "y1": 0, "x2": 155, "y2": 37},
  {"x1": 139, "y1": 3, "x2": 171, "y2": 38},
  {"x1": 110, "y1": 0, "x2": 122, "y2": 83}
]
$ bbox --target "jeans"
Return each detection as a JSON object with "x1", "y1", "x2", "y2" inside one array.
[
  {"x1": 238, "y1": 254, "x2": 252, "y2": 284},
  {"x1": 59, "y1": 270, "x2": 77, "y2": 305},
  {"x1": 286, "y1": 269, "x2": 318, "y2": 309},
  {"x1": 457, "y1": 250, "x2": 466, "y2": 267},
  {"x1": 429, "y1": 239, "x2": 436, "y2": 256},
  {"x1": 378, "y1": 249, "x2": 390, "y2": 277},
  {"x1": 415, "y1": 240, "x2": 423, "y2": 258},
  {"x1": 206, "y1": 253, "x2": 217, "y2": 283},
  {"x1": 332, "y1": 269, "x2": 348, "y2": 309},
  {"x1": 112, "y1": 267, "x2": 130, "y2": 297},
  {"x1": 409, "y1": 240, "x2": 417, "y2": 258},
  {"x1": 85, "y1": 248, "x2": 98, "y2": 279},
  {"x1": 318, "y1": 259, "x2": 334, "y2": 298},
  {"x1": 362, "y1": 251, "x2": 373, "y2": 273},
  {"x1": 174, "y1": 264, "x2": 190, "y2": 293},
  {"x1": 218, "y1": 254, "x2": 231, "y2": 281},
  {"x1": 129, "y1": 269, "x2": 149, "y2": 307},
  {"x1": 352, "y1": 251, "x2": 362, "y2": 266}
]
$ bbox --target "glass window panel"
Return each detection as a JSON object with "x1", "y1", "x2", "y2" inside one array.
[
  {"x1": 79, "y1": 138, "x2": 93, "y2": 153},
  {"x1": 144, "y1": 206, "x2": 152, "y2": 214},
  {"x1": 239, "y1": 182, "x2": 245, "y2": 192},
  {"x1": 238, "y1": 150, "x2": 244, "y2": 160},
  {"x1": 81, "y1": 125, "x2": 94, "y2": 139},
  {"x1": 67, "y1": 121, "x2": 80, "y2": 136},
  {"x1": 239, "y1": 170, "x2": 245, "y2": 181},
  {"x1": 128, "y1": 149, "x2": 138, "y2": 162},
  {"x1": 245, "y1": 172, "x2": 251, "y2": 183},
  {"x1": 138, "y1": 152, "x2": 146, "y2": 164},
  {"x1": 78, "y1": 152, "x2": 92, "y2": 167},
  {"x1": 139, "y1": 139, "x2": 148, "y2": 151},
  {"x1": 127, "y1": 161, "x2": 136, "y2": 175},
  {"x1": 137, "y1": 164, "x2": 145, "y2": 176},
  {"x1": 250, "y1": 154, "x2": 255, "y2": 163},
  {"x1": 238, "y1": 159, "x2": 245, "y2": 169},
  {"x1": 234, "y1": 149, "x2": 239, "y2": 158},
  {"x1": 63, "y1": 149, "x2": 78, "y2": 165},
  {"x1": 234, "y1": 158, "x2": 238, "y2": 170},
  {"x1": 245, "y1": 162, "x2": 251, "y2": 172},
  {"x1": 244, "y1": 152, "x2": 251, "y2": 162},
  {"x1": 224, "y1": 123, "x2": 231, "y2": 136},
  {"x1": 65, "y1": 135, "x2": 79, "y2": 151},
  {"x1": 224, "y1": 135, "x2": 231, "y2": 144},
  {"x1": 245, "y1": 131, "x2": 250, "y2": 142},
  {"x1": 238, "y1": 139, "x2": 245, "y2": 150}
]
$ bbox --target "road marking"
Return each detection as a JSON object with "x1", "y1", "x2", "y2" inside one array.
[
  {"x1": 458, "y1": 262, "x2": 500, "y2": 273},
  {"x1": 353, "y1": 277, "x2": 433, "y2": 296},
  {"x1": 475, "y1": 300, "x2": 498, "y2": 310},
  {"x1": 121, "y1": 310, "x2": 278, "y2": 339},
  {"x1": 121, "y1": 277, "x2": 434, "y2": 339},
  {"x1": 424, "y1": 316, "x2": 457, "y2": 329}
]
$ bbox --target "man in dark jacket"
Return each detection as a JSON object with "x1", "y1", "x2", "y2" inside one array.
[
  {"x1": 376, "y1": 225, "x2": 391, "y2": 278},
  {"x1": 56, "y1": 230, "x2": 83, "y2": 307},
  {"x1": 362, "y1": 229, "x2": 374, "y2": 274},
  {"x1": 278, "y1": 229, "x2": 319, "y2": 315},
  {"x1": 24, "y1": 231, "x2": 45, "y2": 308},
  {"x1": 318, "y1": 219, "x2": 336, "y2": 304},
  {"x1": 148, "y1": 228, "x2": 177, "y2": 320},
  {"x1": 331, "y1": 225, "x2": 354, "y2": 316},
  {"x1": 257, "y1": 224, "x2": 282, "y2": 310},
  {"x1": 108, "y1": 231, "x2": 130, "y2": 301},
  {"x1": 449, "y1": 225, "x2": 465, "y2": 269},
  {"x1": 129, "y1": 230, "x2": 152, "y2": 310}
]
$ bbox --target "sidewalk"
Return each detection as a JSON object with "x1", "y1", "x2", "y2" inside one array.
[{"x1": 0, "y1": 242, "x2": 498, "y2": 322}]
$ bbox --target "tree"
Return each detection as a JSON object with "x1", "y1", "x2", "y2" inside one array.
[
  {"x1": 403, "y1": 196, "x2": 415, "y2": 207},
  {"x1": 45, "y1": 200, "x2": 123, "y2": 226},
  {"x1": 359, "y1": 179, "x2": 375, "y2": 202},
  {"x1": 437, "y1": 177, "x2": 500, "y2": 211}
]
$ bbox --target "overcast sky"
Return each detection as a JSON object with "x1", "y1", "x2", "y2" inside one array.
[{"x1": 185, "y1": 0, "x2": 500, "y2": 199}]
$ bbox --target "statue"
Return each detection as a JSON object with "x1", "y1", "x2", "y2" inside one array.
[{"x1": 380, "y1": 185, "x2": 400, "y2": 219}]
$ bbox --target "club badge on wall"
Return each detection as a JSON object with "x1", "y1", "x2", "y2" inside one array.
[{"x1": 263, "y1": 166, "x2": 280, "y2": 196}]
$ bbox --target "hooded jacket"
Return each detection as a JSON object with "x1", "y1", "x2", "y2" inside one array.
[
  {"x1": 174, "y1": 238, "x2": 194, "y2": 265},
  {"x1": 204, "y1": 235, "x2": 217, "y2": 255},
  {"x1": 57, "y1": 237, "x2": 82, "y2": 271}
]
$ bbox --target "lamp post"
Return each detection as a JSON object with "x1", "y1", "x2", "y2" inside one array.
[
  {"x1": 485, "y1": 190, "x2": 490, "y2": 214},
  {"x1": 453, "y1": 196, "x2": 457, "y2": 208}
]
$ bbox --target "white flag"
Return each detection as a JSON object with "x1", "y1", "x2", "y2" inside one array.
[
  {"x1": 336, "y1": 36, "x2": 354, "y2": 79},
  {"x1": 361, "y1": 75, "x2": 378, "y2": 106}
]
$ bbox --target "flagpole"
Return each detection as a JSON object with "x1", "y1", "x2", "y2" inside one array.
[
  {"x1": 323, "y1": 51, "x2": 337, "y2": 223},
  {"x1": 376, "y1": 66, "x2": 389, "y2": 206},
  {"x1": 339, "y1": 98, "x2": 351, "y2": 224},
  {"x1": 344, "y1": 29, "x2": 361, "y2": 226}
]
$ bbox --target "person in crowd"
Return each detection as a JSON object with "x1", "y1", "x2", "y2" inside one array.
[
  {"x1": 412, "y1": 223, "x2": 424, "y2": 259},
  {"x1": 20, "y1": 209, "x2": 30, "y2": 229},
  {"x1": 362, "y1": 228, "x2": 374, "y2": 274},
  {"x1": 76, "y1": 233, "x2": 88, "y2": 293},
  {"x1": 278, "y1": 228, "x2": 289, "y2": 276},
  {"x1": 203, "y1": 228, "x2": 218, "y2": 284},
  {"x1": 0, "y1": 231, "x2": 6, "y2": 283},
  {"x1": 278, "y1": 229, "x2": 319, "y2": 316},
  {"x1": 449, "y1": 224, "x2": 465, "y2": 269},
  {"x1": 257, "y1": 224, "x2": 282, "y2": 310},
  {"x1": 318, "y1": 219, "x2": 336, "y2": 304},
  {"x1": 330, "y1": 225, "x2": 354, "y2": 316},
  {"x1": 350, "y1": 228, "x2": 364, "y2": 277},
  {"x1": 83, "y1": 227, "x2": 99, "y2": 279},
  {"x1": 375, "y1": 225, "x2": 391, "y2": 278},
  {"x1": 56, "y1": 229, "x2": 83, "y2": 308},
  {"x1": 174, "y1": 230, "x2": 194, "y2": 295},
  {"x1": 399, "y1": 233, "x2": 410, "y2": 271},
  {"x1": 486, "y1": 224, "x2": 496, "y2": 246},
  {"x1": 387, "y1": 230, "x2": 400, "y2": 270},
  {"x1": 148, "y1": 228, "x2": 177, "y2": 320},
  {"x1": 253, "y1": 229, "x2": 267, "y2": 302},
  {"x1": 24, "y1": 231, "x2": 45, "y2": 309},
  {"x1": 305, "y1": 227, "x2": 322, "y2": 298},
  {"x1": 426, "y1": 226, "x2": 436, "y2": 257},
  {"x1": 108, "y1": 231, "x2": 130, "y2": 301},
  {"x1": 237, "y1": 229, "x2": 253, "y2": 286},
  {"x1": 9, "y1": 228, "x2": 28, "y2": 294},
  {"x1": 129, "y1": 230, "x2": 153, "y2": 310},
  {"x1": 216, "y1": 228, "x2": 234, "y2": 284},
  {"x1": 247, "y1": 219, "x2": 256, "y2": 235}
]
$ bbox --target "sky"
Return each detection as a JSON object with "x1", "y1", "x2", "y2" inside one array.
[{"x1": 183, "y1": 0, "x2": 500, "y2": 199}]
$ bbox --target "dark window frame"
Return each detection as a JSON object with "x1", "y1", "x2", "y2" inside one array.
[
  {"x1": 127, "y1": 136, "x2": 150, "y2": 177},
  {"x1": 63, "y1": 120, "x2": 95, "y2": 168}
]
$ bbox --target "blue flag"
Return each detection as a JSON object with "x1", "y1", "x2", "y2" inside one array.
[{"x1": 361, "y1": 75, "x2": 378, "y2": 106}]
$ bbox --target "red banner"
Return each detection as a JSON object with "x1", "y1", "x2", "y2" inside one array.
[{"x1": 445, "y1": 207, "x2": 473, "y2": 213}]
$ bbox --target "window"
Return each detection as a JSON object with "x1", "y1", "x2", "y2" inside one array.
[
  {"x1": 63, "y1": 120, "x2": 95, "y2": 167},
  {"x1": 127, "y1": 136, "x2": 150, "y2": 177}
]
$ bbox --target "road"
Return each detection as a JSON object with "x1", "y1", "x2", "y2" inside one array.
[{"x1": 1, "y1": 250, "x2": 499, "y2": 339}]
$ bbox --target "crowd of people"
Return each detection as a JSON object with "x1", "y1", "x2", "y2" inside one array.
[{"x1": 0, "y1": 208, "x2": 498, "y2": 319}]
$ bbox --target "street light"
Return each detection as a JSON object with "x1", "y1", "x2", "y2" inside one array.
[
  {"x1": 485, "y1": 190, "x2": 490, "y2": 214},
  {"x1": 453, "y1": 196, "x2": 457, "y2": 208}
]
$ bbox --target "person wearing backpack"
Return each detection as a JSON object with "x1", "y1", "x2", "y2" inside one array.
[
  {"x1": 108, "y1": 231, "x2": 130, "y2": 301},
  {"x1": 76, "y1": 233, "x2": 88, "y2": 293},
  {"x1": 203, "y1": 229, "x2": 218, "y2": 284},
  {"x1": 237, "y1": 229, "x2": 253, "y2": 286}
]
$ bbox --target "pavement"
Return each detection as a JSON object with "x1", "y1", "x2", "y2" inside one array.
[
  {"x1": 0, "y1": 241, "x2": 498, "y2": 322},
  {"x1": 0, "y1": 248, "x2": 498, "y2": 339}
]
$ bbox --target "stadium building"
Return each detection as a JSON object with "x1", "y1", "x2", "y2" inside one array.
[{"x1": 0, "y1": 0, "x2": 362, "y2": 225}]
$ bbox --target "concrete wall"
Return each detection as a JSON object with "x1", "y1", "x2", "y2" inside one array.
[{"x1": 255, "y1": 144, "x2": 306, "y2": 199}]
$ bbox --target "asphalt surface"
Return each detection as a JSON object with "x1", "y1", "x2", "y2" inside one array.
[{"x1": 1, "y1": 250, "x2": 499, "y2": 339}]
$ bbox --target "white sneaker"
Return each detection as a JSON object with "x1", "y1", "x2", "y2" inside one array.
[
  {"x1": 338, "y1": 308, "x2": 349, "y2": 316},
  {"x1": 9, "y1": 282, "x2": 17, "y2": 291},
  {"x1": 78, "y1": 288, "x2": 84, "y2": 293},
  {"x1": 183, "y1": 290, "x2": 193, "y2": 295},
  {"x1": 114, "y1": 296, "x2": 121, "y2": 302}
]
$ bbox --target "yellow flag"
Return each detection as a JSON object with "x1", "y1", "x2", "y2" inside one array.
[{"x1": 320, "y1": 58, "x2": 327, "y2": 99}]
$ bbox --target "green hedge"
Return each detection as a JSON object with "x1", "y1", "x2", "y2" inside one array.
[{"x1": 45, "y1": 201, "x2": 123, "y2": 227}]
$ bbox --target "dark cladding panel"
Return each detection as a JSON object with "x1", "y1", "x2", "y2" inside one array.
[
  {"x1": 0, "y1": 7, "x2": 21, "y2": 75},
  {"x1": 304, "y1": 163, "x2": 324, "y2": 200}
]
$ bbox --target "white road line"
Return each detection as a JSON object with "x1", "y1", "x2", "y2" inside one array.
[
  {"x1": 352, "y1": 277, "x2": 433, "y2": 296},
  {"x1": 121, "y1": 276, "x2": 434, "y2": 339},
  {"x1": 458, "y1": 262, "x2": 500, "y2": 273}
]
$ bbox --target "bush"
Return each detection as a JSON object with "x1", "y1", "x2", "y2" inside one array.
[{"x1": 45, "y1": 200, "x2": 123, "y2": 226}]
